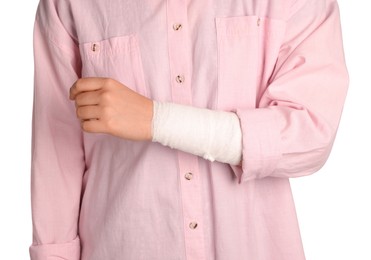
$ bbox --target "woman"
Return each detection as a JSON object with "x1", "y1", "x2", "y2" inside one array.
[{"x1": 29, "y1": 0, "x2": 348, "y2": 259}]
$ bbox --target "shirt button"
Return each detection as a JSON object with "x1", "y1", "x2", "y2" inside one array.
[
  {"x1": 91, "y1": 43, "x2": 99, "y2": 52},
  {"x1": 185, "y1": 172, "x2": 193, "y2": 180},
  {"x1": 176, "y1": 75, "x2": 185, "y2": 84},
  {"x1": 189, "y1": 222, "x2": 198, "y2": 229},
  {"x1": 173, "y1": 23, "x2": 182, "y2": 31}
]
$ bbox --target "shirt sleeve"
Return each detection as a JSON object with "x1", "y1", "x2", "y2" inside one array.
[
  {"x1": 230, "y1": 0, "x2": 349, "y2": 183},
  {"x1": 29, "y1": 1, "x2": 85, "y2": 259}
]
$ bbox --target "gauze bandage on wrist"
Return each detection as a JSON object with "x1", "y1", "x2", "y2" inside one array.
[{"x1": 151, "y1": 100, "x2": 242, "y2": 165}]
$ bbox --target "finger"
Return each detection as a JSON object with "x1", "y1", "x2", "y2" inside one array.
[
  {"x1": 75, "y1": 90, "x2": 101, "y2": 107},
  {"x1": 69, "y1": 77, "x2": 107, "y2": 100},
  {"x1": 81, "y1": 119, "x2": 107, "y2": 133},
  {"x1": 76, "y1": 105, "x2": 101, "y2": 120}
]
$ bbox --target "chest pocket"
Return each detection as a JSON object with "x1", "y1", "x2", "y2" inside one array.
[
  {"x1": 215, "y1": 15, "x2": 286, "y2": 111},
  {"x1": 79, "y1": 34, "x2": 147, "y2": 97}
]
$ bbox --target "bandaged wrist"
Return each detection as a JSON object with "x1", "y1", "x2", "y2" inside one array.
[{"x1": 151, "y1": 100, "x2": 242, "y2": 165}]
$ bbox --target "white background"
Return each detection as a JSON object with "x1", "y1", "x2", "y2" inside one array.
[{"x1": 0, "y1": 0, "x2": 369, "y2": 259}]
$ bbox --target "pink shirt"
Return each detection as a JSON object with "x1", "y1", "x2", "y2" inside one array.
[{"x1": 29, "y1": 0, "x2": 349, "y2": 259}]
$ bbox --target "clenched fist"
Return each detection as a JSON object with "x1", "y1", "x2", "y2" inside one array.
[{"x1": 69, "y1": 77, "x2": 153, "y2": 141}]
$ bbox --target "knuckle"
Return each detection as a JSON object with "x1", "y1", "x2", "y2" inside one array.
[
  {"x1": 100, "y1": 91, "x2": 111, "y2": 102},
  {"x1": 82, "y1": 120, "x2": 95, "y2": 132},
  {"x1": 76, "y1": 107, "x2": 81, "y2": 118},
  {"x1": 75, "y1": 94, "x2": 82, "y2": 104},
  {"x1": 105, "y1": 119, "x2": 115, "y2": 131},
  {"x1": 104, "y1": 78, "x2": 115, "y2": 87},
  {"x1": 101, "y1": 106, "x2": 111, "y2": 117},
  {"x1": 81, "y1": 121, "x2": 90, "y2": 132},
  {"x1": 75, "y1": 78, "x2": 83, "y2": 89},
  {"x1": 76, "y1": 107, "x2": 84, "y2": 118}
]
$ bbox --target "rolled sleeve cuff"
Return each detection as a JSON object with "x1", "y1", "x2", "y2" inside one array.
[
  {"x1": 29, "y1": 235, "x2": 81, "y2": 260},
  {"x1": 231, "y1": 107, "x2": 282, "y2": 183}
]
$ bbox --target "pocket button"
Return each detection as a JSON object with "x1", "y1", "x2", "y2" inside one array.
[
  {"x1": 91, "y1": 43, "x2": 99, "y2": 52},
  {"x1": 257, "y1": 17, "x2": 261, "y2": 26}
]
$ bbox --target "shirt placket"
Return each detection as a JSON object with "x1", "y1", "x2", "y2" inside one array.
[{"x1": 166, "y1": 1, "x2": 207, "y2": 260}]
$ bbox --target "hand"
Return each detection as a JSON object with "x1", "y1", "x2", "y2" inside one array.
[{"x1": 69, "y1": 77, "x2": 153, "y2": 141}]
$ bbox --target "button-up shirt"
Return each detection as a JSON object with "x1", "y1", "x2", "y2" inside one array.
[{"x1": 29, "y1": 0, "x2": 349, "y2": 259}]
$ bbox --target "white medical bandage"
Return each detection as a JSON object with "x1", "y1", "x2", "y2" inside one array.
[{"x1": 151, "y1": 100, "x2": 242, "y2": 166}]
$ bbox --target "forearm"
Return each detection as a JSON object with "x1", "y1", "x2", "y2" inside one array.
[{"x1": 151, "y1": 100, "x2": 242, "y2": 166}]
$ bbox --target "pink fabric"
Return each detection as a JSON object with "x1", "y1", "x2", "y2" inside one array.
[{"x1": 30, "y1": 0, "x2": 349, "y2": 259}]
